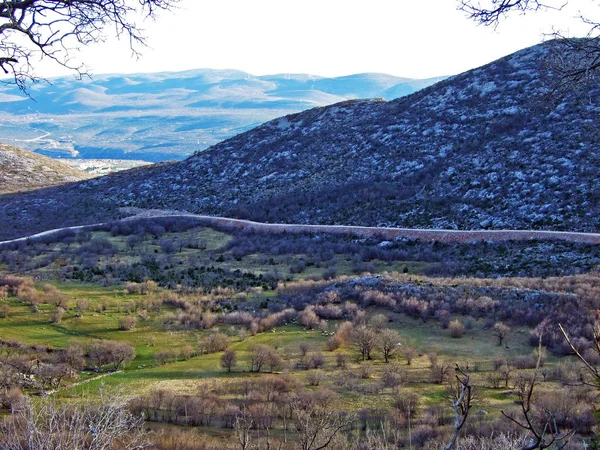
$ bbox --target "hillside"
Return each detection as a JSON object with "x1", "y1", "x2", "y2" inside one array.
[
  {"x1": 1, "y1": 40, "x2": 599, "y2": 240},
  {"x1": 0, "y1": 70, "x2": 442, "y2": 162},
  {"x1": 0, "y1": 144, "x2": 90, "y2": 194}
]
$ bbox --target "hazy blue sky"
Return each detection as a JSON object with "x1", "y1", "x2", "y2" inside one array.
[{"x1": 35, "y1": 0, "x2": 594, "y2": 79}]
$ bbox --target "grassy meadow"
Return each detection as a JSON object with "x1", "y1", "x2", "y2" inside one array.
[{"x1": 0, "y1": 218, "x2": 598, "y2": 449}]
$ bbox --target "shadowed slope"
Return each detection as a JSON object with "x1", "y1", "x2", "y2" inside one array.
[{"x1": 1, "y1": 41, "x2": 599, "y2": 239}]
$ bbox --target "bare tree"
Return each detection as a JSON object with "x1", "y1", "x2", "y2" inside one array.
[
  {"x1": 499, "y1": 363, "x2": 514, "y2": 388},
  {"x1": 492, "y1": 322, "x2": 510, "y2": 346},
  {"x1": 559, "y1": 322, "x2": 600, "y2": 383},
  {"x1": 501, "y1": 338, "x2": 573, "y2": 450},
  {"x1": 0, "y1": 0, "x2": 179, "y2": 92},
  {"x1": 291, "y1": 391, "x2": 354, "y2": 450},
  {"x1": 378, "y1": 328, "x2": 401, "y2": 363},
  {"x1": 443, "y1": 366, "x2": 473, "y2": 450},
  {"x1": 350, "y1": 325, "x2": 377, "y2": 361},
  {"x1": 248, "y1": 344, "x2": 281, "y2": 373},
  {"x1": 234, "y1": 405, "x2": 254, "y2": 450},
  {"x1": 108, "y1": 341, "x2": 135, "y2": 370},
  {"x1": 401, "y1": 345, "x2": 417, "y2": 365},
  {"x1": 88, "y1": 340, "x2": 135, "y2": 371},
  {"x1": 0, "y1": 391, "x2": 149, "y2": 449},
  {"x1": 431, "y1": 360, "x2": 453, "y2": 384},
  {"x1": 221, "y1": 348, "x2": 237, "y2": 373}
]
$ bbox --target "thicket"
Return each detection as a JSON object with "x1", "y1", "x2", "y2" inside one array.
[{"x1": 4, "y1": 219, "x2": 600, "y2": 284}]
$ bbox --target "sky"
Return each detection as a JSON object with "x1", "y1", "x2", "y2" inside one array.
[{"x1": 32, "y1": 0, "x2": 596, "y2": 80}]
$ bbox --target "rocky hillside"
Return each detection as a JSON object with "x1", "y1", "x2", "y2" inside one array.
[
  {"x1": 1, "y1": 40, "x2": 599, "y2": 239},
  {"x1": 0, "y1": 144, "x2": 90, "y2": 194}
]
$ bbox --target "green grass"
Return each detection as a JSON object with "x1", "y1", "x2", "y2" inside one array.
[
  {"x1": 388, "y1": 313, "x2": 532, "y2": 362},
  {"x1": 0, "y1": 273, "x2": 573, "y2": 443},
  {"x1": 28, "y1": 296, "x2": 537, "y2": 413}
]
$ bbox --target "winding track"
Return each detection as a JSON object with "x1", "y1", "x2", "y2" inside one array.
[{"x1": 3, "y1": 211, "x2": 600, "y2": 247}]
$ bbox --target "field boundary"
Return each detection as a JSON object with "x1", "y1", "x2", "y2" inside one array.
[{"x1": 2, "y1": 210, "x2": 600, "y2": 247}]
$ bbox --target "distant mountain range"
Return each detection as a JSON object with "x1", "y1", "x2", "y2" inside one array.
[
  {"x1": 1, "y1": 41, "x2": 598, "y2": 241},
  {"x1": 0, "y1": 70, "x2": 443, "y2": 162}
]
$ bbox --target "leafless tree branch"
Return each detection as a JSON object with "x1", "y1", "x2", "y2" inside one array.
[
  {"x1": 500, "y1": 335, "x2": 573, "y2": 450},
  {"x1": 459, "y1": 0, "x2": 600, "y2": 93},
  {"x1": 0, "y1": 0, "x2": 179, "y2": 93},
  {"x1": 443, "y1": 365, "x2": 473, "y2": 450},
  {"x1": 459, "y1": 0, "x2": 567, "y2": 27}
]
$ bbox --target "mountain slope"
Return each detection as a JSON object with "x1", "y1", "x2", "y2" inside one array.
[
  {"x1": 0, "y1": 70, "x2": 443, "y2": 161},
  {"x1": 1, "y1": 40, "x2": 599, "y2": 240},
  {"x1": 0, "y1": 144, "x2": 90, "y2": 194}
]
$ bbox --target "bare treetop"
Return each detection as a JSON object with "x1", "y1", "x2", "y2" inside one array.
[
  {"x1": 459, "y1": 0, "x2": 565, "y2": 27},
  {"x1": 460, "y1": 0, "x2": 600, "y2": 91},
  {"x1": 0, "y1": 0, "x2": 179, "y2": 92}
]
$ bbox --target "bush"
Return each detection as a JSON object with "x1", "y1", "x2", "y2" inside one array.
[
  {"x1": 298, "y1": 306, "x2": 320, "y2": 329},
  {"x1": 76, "y1": 299, "x2": 90, "y2": 312},
  {"x1": 307, "y1": 352, "x2": 326, "y2": 370},
  {"x1": 360, "y1": 363, "x2": 373, "y2": 379},
  {"x1": 198, "y1": 333, "x2": 231, "y2": 354},
  {"x1": 381, "y1": 364, "x2": 408, "y2": 389},
  {"x1": 336, "y1": 353, "x2": 348, "y2": 369},
  {"x1": 307, "y1": 369, "x2": 325, "y2": 386},
  {"x1": 326, "y1": 335, "x2": 342, "y2": 351},
  {"x1": 449, "y1": 320, "x2": 466, "y2": 338},
  {"x1": 155, "y1": 350, "x2": 178, "y2": 365},
  {"x1": 118, "y1": 316, "x2": 138, "y2": 331},
  {"x1": 512, "y1": 355, "x2": 537, "y2": 370},
  {"x1": 50, "y1": 307, "x2": 65, "y2": 323}
]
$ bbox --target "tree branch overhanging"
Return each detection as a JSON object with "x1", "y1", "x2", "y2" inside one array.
[
  {"x1": 0, "y1": 0, "x2": 179, "y2": 93},
  {"x1": 459, "y1": 0, "x2": 567, "y2": 27},
  {"x1": 459, "y1": 0, "x2": 600, "y2": 93}
]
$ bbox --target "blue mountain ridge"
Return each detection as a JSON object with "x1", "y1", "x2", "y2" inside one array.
[{"x1": 0, "y1": 70, "x2": 444, "y2": 162}]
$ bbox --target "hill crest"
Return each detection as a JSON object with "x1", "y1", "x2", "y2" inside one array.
[
  {"x1": 1, "y1": 41, "x2": 599, "y2": 239},
  {"x1": 0, "y1": 144, "x2": 90, "y2": 194}
]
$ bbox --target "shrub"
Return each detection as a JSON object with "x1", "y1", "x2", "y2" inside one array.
[
  {"x1": 118, "y1": 316, "x2": 138, "y2": 331},
  {"x1": 360, "y1": 290, "x2": 396, "y2": 308},
  {"x1": 181, "y1": 344, "x2": 193, "y2": 360},
  {"x1": 336, "y1": 321, "x2": 354, "y2": 342},
  {"x1": 50, "y1": 307, "x2": 65, "y2": 323},
  {"x1": 449, "y1": 320, "x2": 466, "y2": 338},
  {"x1": 381, "y1": 364, "x2": 408, "y2": 390},
  {"x1": 307, "y1": 352, "x2": 326, "y2": 370},
  {"x1": 512, "y1": 355, "x2": 537, "y2": 370},
  {"x1": 360, "y1": 363, "x2": 373, "y2": 379},
  {"x1": 155, "y1": 350, "x2": 178, "y2": 365},
  {"x1": 307, "y1": 369, "x2": 324, "y2": 386},
  {"x1": 435, "y1": 310, "x2": 451, "y2": 328},
  {"x1": 326, "y1": 335, "x2": 342, "y2": 351},
  {"x1": 298, "y1": 306, "x2": 320, "y2": 329},
  {"x1": 336, "y1": 354, "x2": 348, "y2": 369},
  {"x1": 198, "y1": 333, "x2": 230, "y2": 354}
]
